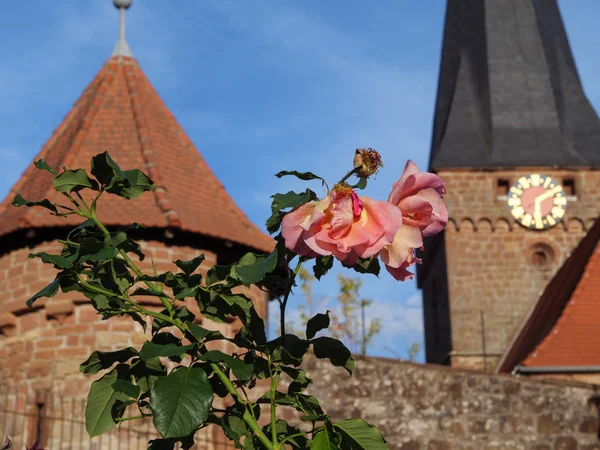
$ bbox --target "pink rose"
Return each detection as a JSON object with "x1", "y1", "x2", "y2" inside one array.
[
  {"x1": 281, "y1": 185, "x2": 403, "y2": 265},
  {"x1": 381, "y1": 160, "x2": 447, "y2": 281}
]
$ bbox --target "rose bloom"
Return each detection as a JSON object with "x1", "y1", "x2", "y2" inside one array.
[
  {"x1": 281, "y1": 185, "x2": 403, "y2": 266},
  {"x1": 381, "y1": 160, "x2": 448, "y2": 280}
]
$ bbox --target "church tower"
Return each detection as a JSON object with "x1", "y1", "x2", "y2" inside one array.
[{"x1": 418, "y1": 0, "x2": 600, "y2": 371}]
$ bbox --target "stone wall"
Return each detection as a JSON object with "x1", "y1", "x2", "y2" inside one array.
[
  {"x1": 420, "y1": 169, "x2": 600, "y2": 370},
  {"x1": 300, "y1": 355, "x2": 600, "y2": 450}
]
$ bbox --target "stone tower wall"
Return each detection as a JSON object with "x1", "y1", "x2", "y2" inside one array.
[
  {"x1": 422, "y1": 169, "x2": 600, "y2": 371},
  {"x1": 0, "y1": 238, "x2": 268, "y2": 395}
]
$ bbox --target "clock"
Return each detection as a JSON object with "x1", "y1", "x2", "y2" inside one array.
[{"x1": 508, "y1": 174, "x2": 567, "y2": 230}]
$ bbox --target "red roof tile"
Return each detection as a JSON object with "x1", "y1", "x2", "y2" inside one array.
[
  {"x1": 498, "y1": 218, "x2": 600, "y2": 372},
  {"x1": 0, "y1": 56, "x2": 273, "y2": 253}
]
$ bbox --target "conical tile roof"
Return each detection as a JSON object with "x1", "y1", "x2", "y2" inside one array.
[{"x1": 0, "y1": 55, "x2": 273, "y2": 253}]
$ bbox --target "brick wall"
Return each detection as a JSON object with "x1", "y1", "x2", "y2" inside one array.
[
  {"x1": 0, "y1": 238, "x2": 268, "y2": 396},
  {"x1": 298, "y1": 356, "x2": 600, "y2": 450},
  {"x1": 420, "y1": 169, "x2": 600, "y2": 370}
]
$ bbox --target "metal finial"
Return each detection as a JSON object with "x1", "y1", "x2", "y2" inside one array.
[{"x1": 111, "y1": 0, "x2": 133, "y2": 57}]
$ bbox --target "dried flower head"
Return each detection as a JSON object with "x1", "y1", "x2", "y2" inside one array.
[{"x1": 353, "y1": 148, "x2": 383, "y2": 178}]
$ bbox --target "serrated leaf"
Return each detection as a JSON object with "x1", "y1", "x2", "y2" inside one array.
[
  {"x1": 80, "y1": 348, "x2": 139, "y2": 375},
  {"x1": 139, "y1": 342, "x2": 195, "y2": 361},
  {"x1": 174, "y1": 254, "x2": 205, "y2": 276},
  {"x1": 85, "y1": 366, "x2": 130, "y2": 437},
  {"x1": 150, "y1": 366, "x2": 213, "y2": 438},
  {"x1": 200, "y1": 350, "x2": 254, "y2": 381},
  {"x1": 275, "y1": 170, "x2": 327, "y2": 188},
  {"x1": 34, "y1": 159, "x2": 57, "y2": 175},
  {"x1": 12, "y1": 194, "x2": 60, "y2": 215},
  {"x1": 26, "y1": 277, "x2": 60, "y2": 307},
  {"x1": 306, "y1": 311, "x2": 330, "y2": 340},
  {"x1": 53, "y1": 169, "x2": 99, "y2": 192},
  {"x1": 28, "y1": 252, "x2": 73, "y2": 269},
  {"x1": 91, "y1": 152, "x2": 155, "y2": 199},
  {"x1": 312, "y1": 337, "x2": 354, "y2": 374},
  {"x1": 118, "y1": 169, "x2": 155, "y2": 199},
  {"x1": 333, "y1": 419, "x2": 388, "y2": 449},
  {"x1": 231, "y1": 250, "x2": 277, "y2": 287}
]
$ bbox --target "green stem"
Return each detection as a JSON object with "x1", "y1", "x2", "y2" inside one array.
[
  {"x1": 77, "y1": 276, "x2": 178, "y2": 328},
  {"x1": 338, "y1": 168, "x2": 358, "y2": 185},
  {"x1": 116, "y1": 415, "x2": 146, "y2": 423},
  {"x1": 211, "y1": 363, "x2": 273, "y2": 450},
  {"x1": 86, "y1": 210, "x2": 175, "y2": 316},
  {"x1": 277, "y1": 431, "x2": 310, "y2": 449},
  {"x1": 268, "y1": 363, "x2": 281, "y2": 447},
  {"x1": 280, "y1": 259, "x2": 304, "y2": 339}
]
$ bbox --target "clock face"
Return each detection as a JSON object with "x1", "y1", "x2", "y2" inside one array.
[{"x1": 508, "y1": 174, "x2": 567, "y2": 230}]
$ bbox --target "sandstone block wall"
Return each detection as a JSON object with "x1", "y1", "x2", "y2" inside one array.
[
  {"x1": 299, "y1": 356, "x2": 600, "y2": 450},
  {"x1": 422, "y1": 169, "x2": 600, "y2": 371}
]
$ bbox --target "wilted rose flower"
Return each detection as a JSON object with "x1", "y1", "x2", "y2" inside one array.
[
  {"x1": 381, "y1": 160, "x2": 447, "y2": 280},
  {"x1": 281, "y1": 184, "x2": 403, "y2": 265},
  {"x1": 353, "y1": 148, "x2": 383, "y2": 178}
]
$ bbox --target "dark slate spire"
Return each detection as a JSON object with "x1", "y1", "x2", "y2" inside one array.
[{"x1": 430, "y1": 0, "x2": 600, "y2": 170}]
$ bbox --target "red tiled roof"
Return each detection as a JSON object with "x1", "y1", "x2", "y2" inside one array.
[
  {"x1": 0, "y1": 56, "x2": 273, "y2": 253},
  {"x1": 498, "y1": 218, "x2": 600, "y2": 372}
]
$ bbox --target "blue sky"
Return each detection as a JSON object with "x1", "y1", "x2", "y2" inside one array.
[{"x1": 1, "y1": 1, "x2": 599, "y2": 360}]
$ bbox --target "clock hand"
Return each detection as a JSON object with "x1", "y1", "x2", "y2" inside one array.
[{"x1": 534, "y1": 186, "x2": 561, "y2": 205}]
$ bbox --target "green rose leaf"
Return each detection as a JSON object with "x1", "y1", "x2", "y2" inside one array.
[
  {"x1": 12, "y1": 194, "x2": 61, "y2": 215},
  {"x1": 350, "y1": 177, "x2": 368, "y2": 190},
  {"x1": 91, "y1": 152, "x2": 126, "y2": 188},
  {"x1": 150, "y1": 366, "x2": 213, "y2": 438},
  {"x1": 311, "y1": 421, "x2": 341, "y2": 449},
  {"x1": 200, "y1": 350, "x2": 254, "y2": 381},
  {"x1": 231, "y1": 250, "x2": 278, "y2": 287},
  {"x1": 313, "y1": 255, "x2": 334, "y2": 280},
  {"x1": 79, "y1": 238, "x2": 118, "y2": 262},
  {"x1": 220, "y1": 293, "x2": 267, "y2": 344},
  {"x1": 333, "y1": 419, "x2": 389, "y2": 449},
  {"x1": 118, "y1": 169, "x2": 155, "y2": 199},
  {"x1": 174, "y1": 254, "x2": 205, "y2": 276},
  {"x1": 306, "y1": 311, "x2": 330, "y2": 340},
  {"x1": 139, "y1": 342, "x2": 195, "y2": 361},
  {"x1": 186, "y1": 323, "x2": 225, "y2": 344},
  {"x1": 80, "y1": 347, "x2": 139, "y2": 375},
  {"x1": 26, "y1": 276, "x2": 60, "y2": 307},
  {"x1": 266, "y1": 189, "x2": 318, "y2": 233},
  {"x1": 111, "y1": 379, "x2": 140, "y2": 399},
  {"x1": 53, "y1": 169, "x2": 99, "y2": 192},
  {"x1": 28, "y1": 252, "x2": 74, "y2": 269},
  {"x1": 85, "y1": 365, "x2": 130, "y2": 437},
  {"x1": 351, "y1": 257, "x2": 380, "y2": 277},
  {"x1": 311, "y1": 337, "x2": 355, "y2": 375},
  {"x1": 34, "y1": 159, "x2": 57, "y2": 175},
  {"x1": 91, "y1": 152, "x2": 155, "y2": 199},
  {"x1": 275, "y1": 170, "x2": 327, "y2": 188}
]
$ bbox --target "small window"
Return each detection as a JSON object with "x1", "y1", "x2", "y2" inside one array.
[
  {"x1": 563, "y1": 177, "x2": 576, "y2": 197},
  {"x1": 496, "y1": 179, "x2": 509, "y2": 197}
]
